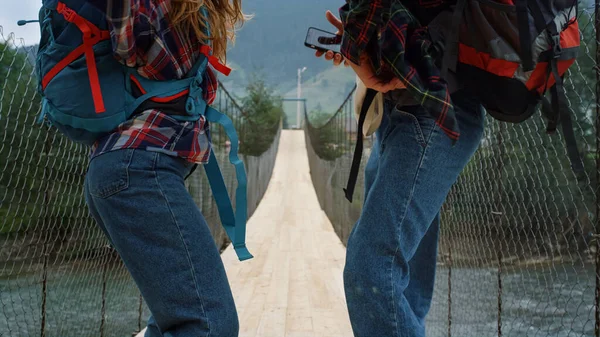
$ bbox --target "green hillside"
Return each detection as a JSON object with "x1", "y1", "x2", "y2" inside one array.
[
  {"x1": 222, "y1": 0, "x2": 356, "y2": 116},
  {"x1": 227, "y1": 0, "x2": 344, "y2": 87},
  {"x1": 282, "y1": 66, "x2": 356, "y2": 126}
]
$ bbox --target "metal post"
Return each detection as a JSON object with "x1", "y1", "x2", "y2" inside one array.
[
  {"x1": 297, "y1": 68, "x2": 301, "y2": 129},
  {"x1": 497, "y1": 122, "x2": 505, "y2": 337},
  {"x1": 40, "y1": 247, "x2": 48, "y2": 337},
  {"x1": 100, "y1": 258, "x2": 108, "y2": 337},
  {"x1": 297, "y1": 67, "x2": 307, "y2": 129},
  {"x1": 40, "y1": 131, "x2": 53, "y2": 337},
  {"x1": 498, "y1": 250, "x2": 503, "y2": 337},
  {"x1": 447, "y1": 247, "x2": 452, "y2": 337},
  {"x1": 595, "y1": 0, "x2": 600, "y2": 333},
  {"x1": 338, "y1": 109, "x2": 342, "y2": 146},
  {"x1": 138, "y1": 293, "x2": 144, "y2": 332}
]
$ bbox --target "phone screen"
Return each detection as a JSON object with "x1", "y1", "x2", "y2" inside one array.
[{"x1": 305, "y1": 28, "x2": 342, "y2": 54}]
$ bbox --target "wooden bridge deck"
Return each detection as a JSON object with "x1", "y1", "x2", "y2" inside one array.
[
  {"x1": 221, "y1": 130, "x2": 353, "y2": 337},
  {"x1": 138, "y1": 130, "x2": 353, "y2": 337}
]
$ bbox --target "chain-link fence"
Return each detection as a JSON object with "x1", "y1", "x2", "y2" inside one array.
[
  {"x1": 304, "y1": 85, "x2": 372, "y2": 242},
  {"x1": 0, "y1": 26, "x2": 281, "y2": 337},
  {"x1": 304, "y1": 6, "x2": 600, "y2": 337}
]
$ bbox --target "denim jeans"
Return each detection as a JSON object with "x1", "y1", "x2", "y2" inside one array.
[
  {"x1": 84, "y1": 148, "x2": 238, "y2": 337},
  {"x1": 343, "y1": 91, "x2": 485, "y2": 337}
]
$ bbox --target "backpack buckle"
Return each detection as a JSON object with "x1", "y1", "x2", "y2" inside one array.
[
  {"x1": 56, "y1": 2, "x2": 76, "y2": 22},
  {"x1": 551, "y1": 33, "x2": 562, "y2": 58}
]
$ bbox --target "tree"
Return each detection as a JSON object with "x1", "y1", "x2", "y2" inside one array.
[
  {"x1": 238, "y1": 74, "x2": 283, "y2": 156},
  {"x1": 306, "y1": 106, "x2": 347, "y2": 161},
  {"x1": 0, "y1": 40, "x2": 87, "y2": 240},
  {"x1": 0, "y1": 41, "x2": 44, "y2": 234}
]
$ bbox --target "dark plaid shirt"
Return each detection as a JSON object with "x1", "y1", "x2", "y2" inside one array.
[
  {"x1": 340, "y1": 0, "x2": 460, "y2": 141},
  {"x1": 87, "y1": 0, "x2": 218, "y2": 163}
]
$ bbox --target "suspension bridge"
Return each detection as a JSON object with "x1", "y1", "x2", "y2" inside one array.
[{"x1": 1, "y1": 10, "x2": 600, "y2": 337}]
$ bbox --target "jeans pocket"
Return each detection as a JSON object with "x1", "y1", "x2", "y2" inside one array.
[
  {"x1": 383, "y1": 106, "x2": 437, "y2": 148},
  {"x1": 87, "y1": 149, "x2": 135, "y2": 199}
]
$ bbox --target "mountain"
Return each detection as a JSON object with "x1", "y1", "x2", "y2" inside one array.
[
  {"x1": 282, "y1": 65, "x2": 355, "y2": 125},
  {"x1": 226, "y1": 0, "x2": 343, "y2": 86},
  {"x1": 223, "y1": 0, "x2": 356, "y2": 112}
]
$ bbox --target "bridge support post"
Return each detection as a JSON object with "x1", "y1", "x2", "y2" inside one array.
[
  {"x1": 138, "y1": 293, "x2": 143, "y2": 334},
  {"x1": 497, "y1": 250, "x2": 503, "y2": 337},
  {"x1": 40, "y1": 246, "x2": 48, "y2": 337},
  {"x1": 447, "y1": 247, "x2": 452, "y2": 337},
  {"x1": 100, "y1": 258, "x2": 108, "y2": 337},
  {"x1": 496, "y1": 121, "x2": 505, "y2": 337},
  {"x1": 595, "y1": 0, "x2": 600, "y2": 333},
  {"x1": 39, "y1": 130, "x2": 54, "y2": 337}
]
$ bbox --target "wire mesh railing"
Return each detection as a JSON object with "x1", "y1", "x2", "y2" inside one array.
[
  {"x1": 304, "y1": 84, "x2": 372, "y2": 242},
  {"x1": 0, "y1": 26, "x2": 281, "y2": 337},
  {"x1": 304, "y1": 5, "x2": 600, "y2": 337}
]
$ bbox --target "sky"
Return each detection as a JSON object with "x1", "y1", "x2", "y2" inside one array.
[{"x1": 1, "y1": 0, "x2": 43, "y2": 46}]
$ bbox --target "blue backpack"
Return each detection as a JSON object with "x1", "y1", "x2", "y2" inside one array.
[{"x1": 20, "y1": 0, "x2": 253, "y2": 261}]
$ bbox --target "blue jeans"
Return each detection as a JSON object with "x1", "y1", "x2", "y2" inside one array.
[
  {"x1": 84, "y1": 149, "x2": 238, "y2": 337},
  {"x1": 343, "y1": 91, "x2": 485, "y2": 337}
]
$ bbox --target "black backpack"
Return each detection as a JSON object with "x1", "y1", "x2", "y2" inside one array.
[{"x1": 344, "y1": 0, "x2": 583, "y2": 203}]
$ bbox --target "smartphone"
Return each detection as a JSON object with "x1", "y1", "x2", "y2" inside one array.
[{"x1": 305, "y1": 27, "x2": 342, "y2": 54}]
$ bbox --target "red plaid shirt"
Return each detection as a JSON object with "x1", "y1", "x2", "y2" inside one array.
[
  {"x1": 87, "y1": 0, "x2": 218, "y2": 163},
  {"x1": 340, "y1": 0, "x2": 460, "y2": 141}
]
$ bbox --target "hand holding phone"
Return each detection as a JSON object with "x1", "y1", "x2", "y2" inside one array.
[
  {"x1": 309, "y1": 10, "x2": 348, "y2": 67},
  {"x1": 305, "y1": 27, "x2": 342, "y2": 54},
  {"x1": 309, "y1": 11, "x2": 405, "y2": 93}
]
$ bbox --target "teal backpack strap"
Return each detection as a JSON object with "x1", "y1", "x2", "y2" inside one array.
[
  {"x1": 186, "y1": 77, "x2": 251, "y2": 261},
  {"x1": 204, "y1": 107, "x2": 251, "y2": 261},
  {"x1": 190, "y1": 6, "x2": 250, "y2": 260},
  {"x1": 204, "y1": 146, "x2": 251, "y2": 261}
]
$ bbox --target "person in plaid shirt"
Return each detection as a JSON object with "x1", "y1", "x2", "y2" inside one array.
[
  {"x1": 87, "y1": 0, "x2": 220, "y2": 164},
  {"x1": 317, "y1": 1, "x2": 485, "y2": 336},
  {"x1": 83, "y1": 1, "x2": 246, "y2": 336}
]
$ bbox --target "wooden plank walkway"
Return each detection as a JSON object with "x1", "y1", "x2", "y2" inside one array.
[
  {"x1": 220, "y1": 130, "x2": 353, "y2": 337},
  {"x1": 138, "y1": 130, "x2": 353, "y2": 337}
]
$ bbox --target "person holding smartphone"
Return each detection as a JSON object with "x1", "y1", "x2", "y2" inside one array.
[{"x1": 315, "y1": 4, "x2": 485, "y2": 337}]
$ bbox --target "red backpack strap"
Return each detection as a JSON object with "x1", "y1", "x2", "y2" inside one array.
[
  {"x1": 200, "y1": 45, "x2": 232, "y2": 76},
  {"x1": 42, "y1": 2, "x2": 110, "y2": 114}
]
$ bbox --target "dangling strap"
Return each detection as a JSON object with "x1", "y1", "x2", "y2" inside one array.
[
  {"x1": 549, "y1": 58, "x2": 586, "y2": 180},
  {"x1": 200, "y1": 45, "x2": 231, "y2": 76},
  {"x1": 441, "y1": 0, "x2": 467, "y2": 79},
  {"x1": 204, "y1": 107, "x2": 252, "y2": 261},
  {"x1": 344, "y1": 88, "x2": 378, "y2": 203},
  {"x1": 539, "y1": 23, "x2": 585, "y2": 181},
  {"x1": 192, "y1": 6, "x2": 248, "y2": 260},
  {"x1": 515, "y1": 0, "x2": 534, "y2": 71},
  {"x1": 199, "y1": 6, "x2": 231, "y2": 76},
  {"x1": 541, "y1": 97, "x2": 558, "y2": 133}
]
